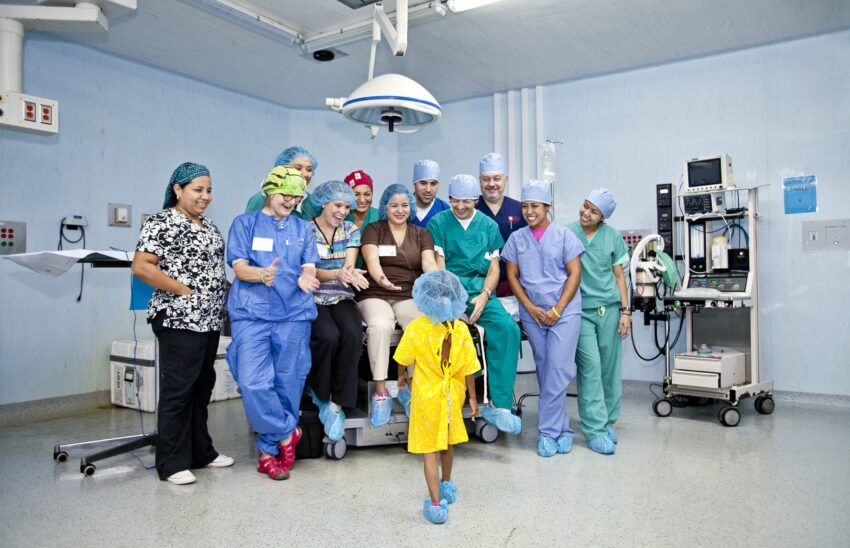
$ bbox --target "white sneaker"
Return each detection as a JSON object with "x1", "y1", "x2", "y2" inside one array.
[
  {"x1": 166, "y1": 470, "x2": 197, "y2": 485},
  {"x1": 206, "y1": 454, "x2": 234, "y2": 468}
]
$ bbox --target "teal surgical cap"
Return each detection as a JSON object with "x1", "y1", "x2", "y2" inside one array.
[{"x1": 163, "y1": 162, "x2": 210, "y2": 209}]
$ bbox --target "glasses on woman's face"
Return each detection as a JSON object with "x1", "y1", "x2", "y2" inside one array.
[{"x1": 280, "y1": 194, "x2": 303, "y2": 202}]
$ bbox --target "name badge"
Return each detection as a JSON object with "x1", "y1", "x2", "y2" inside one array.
[
  {"x1": 378, "y1": 245, "x2": 397, "y2": 257},
  {"x1": 317, "y1": 243, "x2": 329, "y2": 258},
  {"x1": 252, "y1": 237, "x2": 274, "y2": 252}
]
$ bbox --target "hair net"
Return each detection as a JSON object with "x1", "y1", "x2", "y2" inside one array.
[
  {"x1": 521, "y1": 180, "x2": 552, "y2": 205},
  {"x1": 163, "y1": 162, "x2": 210, "y2": 209},
  {"x1": 412, "y1": 270, "x2": 469, "y2": 324},
  {"x1": 275, "y1": 146, "x2": 318, "y2": 172},
  {"x1": 262, "y1": 166, "x2": 306, "y2": 196},
  {"x1": 448, "y1": 174, "x2": 479, "y2": 200},
  {"x1": 479, "y1": 152, "x2": 507, "y2": 176},
  {"x1": 310, "y1": 180, "x2": 356, "y2": 210},
  {"x1": 378, "y1": 183, "x2": 417, "y2": 221},
  {"x1": 344, "y1": 170, "x2": 373, "y2": 190},
  {"x1": 412, "y1": 159, "x2": 439, "y2": 183},
  {"x1": 585, "y1": 188, "x2": 617, "y2": 219}
]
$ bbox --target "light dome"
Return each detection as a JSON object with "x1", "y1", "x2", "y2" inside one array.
[{"x1": 340, "y1": 73, "x2": 441, "y2": 132}]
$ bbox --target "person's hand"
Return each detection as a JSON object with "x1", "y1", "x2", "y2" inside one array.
[
  {"x1": 377, "y1": 274, "x2": 402, "y2": 292},
  {"x1": 526, "y1": 303, "x2": 547, "y2": 328},
  {"x1": 468, "y1": 292, "x2": 488, "y2": 323},
  {"x1": 618, "y1": 313, "x2": 632, "y2": 339},
  {"x1": 542, "y1": 305, "x2": 562, "y2": 326},
  {"x1": 348, "y1": 268, "x2": 370, "y2": 291},
  {"x1": 298, "y1": 271, "x2": 320, "y2": 293},
  {"x1": 176, "y1": 284, "x2": 194, "y2": 296},
  {"x1": 397, "y1": 370, "x2": 409, "y2": 389},
  {"x1": 468, "y1": 398, "x2": 479, "y2": 418},
  {"x1": 259, "y1": 258, "x2": 279, "y2": 287}
]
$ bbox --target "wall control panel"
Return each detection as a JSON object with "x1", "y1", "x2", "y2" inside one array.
[
  {"x1": 0, "y1": 220, "x2": 27, "y2": 255},
  {"x1": 0, "y1": 90, "x2": 59, "y2": 134}
]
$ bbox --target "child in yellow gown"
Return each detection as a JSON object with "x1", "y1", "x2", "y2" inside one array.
[{"x1": 393, "y1": 270, "x2": 480, "y2": 525}]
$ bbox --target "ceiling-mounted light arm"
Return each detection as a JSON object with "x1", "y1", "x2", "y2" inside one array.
[{"x1": 367, "y1": 0, "x2": 408, "y2": 80}]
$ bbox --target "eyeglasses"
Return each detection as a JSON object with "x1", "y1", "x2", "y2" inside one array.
[{"x1": 280, "y1": 194, "x2": 303, "y2": 202}]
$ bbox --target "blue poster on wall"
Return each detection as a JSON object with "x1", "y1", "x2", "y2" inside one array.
[{"x1": 783, "y1": 175, "x2": 818, "y2": 214}]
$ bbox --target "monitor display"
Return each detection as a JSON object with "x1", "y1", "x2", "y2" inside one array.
[{"x1": 687, "y1": 159, "x2": 722, "y2": 188}]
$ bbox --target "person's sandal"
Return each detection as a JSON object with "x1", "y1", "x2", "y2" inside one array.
[
  {"x1": 277, "y1": 427, "x2": 302, "y2": 471},
  {"x1": 257, "y1": 456, "x2": 289, "y2": 480}
]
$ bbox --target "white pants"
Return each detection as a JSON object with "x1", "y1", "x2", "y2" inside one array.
[{"x1": 357, "y1": 298, "x2": 421, "y2": 381}]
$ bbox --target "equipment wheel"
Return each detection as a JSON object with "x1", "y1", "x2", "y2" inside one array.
[
  {"x1": 653, "y1": 398, "x2": 673, "y2": 417},
  {"x1": 754, "y1": 395, "x2": 775, "y2": 415},
  {"x1": 81, "y1": 463, "x2": 96, "y2": 476},
  {"x1": 719, "y1": 406, "x2": 741, "y2": 427},
  {"x1": 54, "y1": 451, "x2": 69, "y2": 463},
  {"x1": 475, "y1": 420, "x2": 499, "y2": 443},
  {"x1": 324, "y1": 438, "x2": 347, "y2": 460}
]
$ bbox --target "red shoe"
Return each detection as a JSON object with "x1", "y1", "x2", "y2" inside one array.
[
  {"x1": 277, "y1": 427, "x2": 302, "y2": 471},
  {"x1": 257, "y1": 456, "x2": 289, "y2": 480}
]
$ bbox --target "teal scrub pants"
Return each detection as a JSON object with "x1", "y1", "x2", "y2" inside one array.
[
  {"x1": 575, "y1": 306, "x2": 622, "y2": 441},
  {"x1": 466, "y1": 298, "x2": 520, "y2": 410}
]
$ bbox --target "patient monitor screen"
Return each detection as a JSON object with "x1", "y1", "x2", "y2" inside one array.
[{"x1": 687, "y1": 158, "x2": 722, "y2": 188}]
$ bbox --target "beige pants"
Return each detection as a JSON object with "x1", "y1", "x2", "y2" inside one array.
[{"x1": 356, "y1": 298, "x2": 421, "y2": 381}]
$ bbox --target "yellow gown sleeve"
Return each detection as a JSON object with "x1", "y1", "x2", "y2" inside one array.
[{"x1": 392, "y1": 318, "x2": 418, "y2": 366}]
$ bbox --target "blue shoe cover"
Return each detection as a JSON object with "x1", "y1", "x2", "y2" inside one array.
[
  {"x1": 439, "y1": 480, "x2": 457, "y2": 504},
  {"x1": 397, "y1": 387, "x2": 412, "y2": 418},
  {"x1": 556, "y1": 434, "x2": 573, "y2": 454},
  {"x1": 606, "y1": 425, "x2": 618, "y2": 444},
  {"x1": 369, "y1": 393, "x2": 392, "y2": 429},
  {"x1": 537, "y1": 435, "x2": 557, "y2": 457},
  {"x1": 324, "y1": 408, "x2": 346, "y2": 442},
  {"x1": 588, "y1": 435, "x2": 615, "y2": 455},
  {"x1": 481, "y1": 406, "x2": 522, "y2": 435},
  {"x1": 422, "y1": 498, "x2": 448, "y2": 524}
]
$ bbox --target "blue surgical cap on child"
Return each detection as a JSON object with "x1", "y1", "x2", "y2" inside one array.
[
  {"x1": 412, "y1": 270, "x2": 469, "y2": 324},
  {"x1": 521, "y1": 180, "x2": 552, "y2": 205},
  {"x1": 413, "y1": 159, "x2": 439, "y2": 183},
  {"x1": 479, "y1": 152, "x2": 507, "y2": 176},
  {"x1": 448, "y1": 174, "x2": 479, "y2": 200},
  {"x1": 585, "y1": 188, "x2": 617, "y2": 219},
  {"x1": 275, "y1": 146, "x2": 318, "y2": 172},
  {"x1": 163, "y1": 162, "x2": 210, "y2": 209},
  {"x1": 378, "y1": 183, "x2": 417, "y2": 222},
  {"x1": 310, "y1": 180, "x2": 356, "y2": 210}
]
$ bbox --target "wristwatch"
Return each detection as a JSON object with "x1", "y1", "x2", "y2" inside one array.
[{"x1": 482, "y1": 287, "x2": 493, "y2": 298}]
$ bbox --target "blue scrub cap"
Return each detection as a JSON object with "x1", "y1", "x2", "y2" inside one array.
[
  {"x1": 448, "y1": 174, "x2": 479, "y2": 200},
  {"x1": 412, "y1": 270, "x2": 469, "y2": 324},
  {"x1": 585, "y1": 188, "x2": 617, "y2": 219},
  {"x1": 310, "y1": 180, "x2": 356, "y2": 210},
  {"x1": 275, "y1": 146, "x2": 318, "y2": 173},
  {"x1": 479, "y1": 152, "x2": 507, "y2": 176},
  {"x1": 521, "y1": 180, "x2": 552, "y2": 206},
  {"x1": 412, "y1": 159, "x2": 440, "y2": 183},
  {"x1": 378, "y1": 183, "x2": 417, "y2": 222},
  {"x1": 163, "y1": 162, "x2": 210, "y2": 209}
]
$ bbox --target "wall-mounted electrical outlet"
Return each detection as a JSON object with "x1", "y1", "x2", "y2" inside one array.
[{"x1": 108, "y1": 203, "x2": 132, "y2": 228}]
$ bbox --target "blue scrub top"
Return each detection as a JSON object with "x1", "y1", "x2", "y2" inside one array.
[
  {"x1": 411, "y1": 197, "x2": 450, "y2": 228},
  {"x1": 502, "y1": 224, "x2": 585, "y2": 322},
  {"x1": 226, "y1": 211, "x2": 319, "y2": 322}
]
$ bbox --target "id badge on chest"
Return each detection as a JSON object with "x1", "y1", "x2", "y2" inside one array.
[
  {"x1": 252, "y1": 237, "x2": 274, "y2": 252},
  {"x1": 378, "y1": 245, "x2": 397, "y2": 257},
  {"x1": 317, "y1": 243, "x2": 329, "y2": 258}
]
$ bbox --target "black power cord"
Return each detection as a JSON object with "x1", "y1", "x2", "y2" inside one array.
[{"x1": 58, "y1": 219, "x2": 86, "y2": 301}]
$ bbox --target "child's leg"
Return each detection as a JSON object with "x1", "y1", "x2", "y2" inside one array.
[
  {"x1": 440, "y1": 446, "x2": 454, "y2": 482},
  {"x1": 423, "y1": 452, "x2": 441, "y2": 503}
]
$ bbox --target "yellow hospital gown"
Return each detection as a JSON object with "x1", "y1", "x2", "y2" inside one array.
[{"x1": 393, "y1": 316, "x2": 481, "y2": 454}]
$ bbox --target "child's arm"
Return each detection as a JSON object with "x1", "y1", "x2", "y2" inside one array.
[{"x1": 466, "y1": 374, "x2": 478, "y2": 417}]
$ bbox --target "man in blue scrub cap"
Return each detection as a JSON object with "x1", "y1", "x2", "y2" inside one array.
[
  {"x1": 411, "y1": 159, "x2": 450, "y2": 228},
  {"x1": 476, "y1": 153, "x2": 527, "y2": 297},
  {"x1": 427, "y1": 174, "x2": 521, "y2": 435}
]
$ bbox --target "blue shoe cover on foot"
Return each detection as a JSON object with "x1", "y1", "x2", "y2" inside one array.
[
  {"x1": 422, "y1": 498, "x2": 448, "y2": 524},
  {"x1": 397, "y1": 387, "x2": 412, "y2": 418},
  {"x1": 369, "y1": 393, "x2": 392, "y2": 429},
  {"x1": 537, "y1": 435, "x2": 557, "y2": 457},
  {"x1": 439, "y1": 480, "x2": 457, "y2": 504},
  {"x1": 481, "y1": 406, "x2": 522, "y2": 435},
  {"x1": 556, "y1": 434, "x2": 573, "y2": 454},
  {"x1": 588, "y1": 435, "x2": 615, "y2": 455},
  {"x1": 324, "y1": 409, "x2": 346, "y2": 442},
  {"x1": 606, "y1": 425, "x2": 618, "y2": 444}
]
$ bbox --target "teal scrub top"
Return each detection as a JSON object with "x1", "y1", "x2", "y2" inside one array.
[
  {"x1": 245, "y1": 190, "x2": 320, "y2": 220},
  {"x1": 567, "y1": 221, "x2": 629, "y2": 310},
  {"x1": 427, "y1": 210, "x2": 504, "y2": 297}
]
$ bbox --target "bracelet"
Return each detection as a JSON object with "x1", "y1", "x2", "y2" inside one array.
[
  {"x1": 621, "y1": 310, "x2": 632, "y2": 316},
  {"x1": 550, "y1": 307, "x2": 561, "y2": 318}
]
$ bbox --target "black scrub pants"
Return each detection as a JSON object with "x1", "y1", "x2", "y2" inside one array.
[
  {"x1": 308, "y1": 300, "x2": 363, "y2": 408},
  {"x1": 153, "y1": 322, "x2": 221, "y2": 480}
]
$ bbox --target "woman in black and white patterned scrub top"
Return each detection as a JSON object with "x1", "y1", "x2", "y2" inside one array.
[{"x1": 131, "y1": 161, "x2": 233, "y2": 486}]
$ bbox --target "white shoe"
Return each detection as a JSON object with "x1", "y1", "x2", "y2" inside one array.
[
  {"x1": 206, "y1": 454, "x2": 234, "y2": 468},
  {"x1": 166, "y1": 470, "x2": 197, "y2": 485}
]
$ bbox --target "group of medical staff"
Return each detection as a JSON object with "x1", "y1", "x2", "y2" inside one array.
[{"x1": 132, "y1": 145, "x2": 632, "y2": 486}]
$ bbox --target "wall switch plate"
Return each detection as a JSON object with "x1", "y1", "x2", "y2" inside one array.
[
  {"x1": 0, "y1": 220, "x2": 26, "y2": 255},
  {"x1": 802, "y1": 219, "x2": 849, "y2": 252},
  {"x1": 108, "y1": 203, "x2": 132, "y2": 228}
]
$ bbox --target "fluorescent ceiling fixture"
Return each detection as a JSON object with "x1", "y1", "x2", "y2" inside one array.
[
  {"x1": 447, "y1": 0, "x2": 503, "y2": 13},
  {"x1": 180, "y1": 0, "x2": 303, "y2": 46}
]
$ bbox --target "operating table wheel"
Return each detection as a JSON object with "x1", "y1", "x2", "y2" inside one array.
[
  {"x1": 54, "y1": 451, "x2": 69, "y2": 463},
  {"x1": 324, "y1": 438, "x2": 347, "y2": 460},
  {"x1": 81, "y1": 463, "x2": 96, "y2": 476},
  {"x1": 475, "y1": 420, "x2": 499, "y2": 443},
  {"x1": 718, "y1": 406, "x2": 741, "y2": 427},
  {"x1": 754, "y1": 395, "x2": 775, "y2": 415},
  {"x1": 653, "y1": 398, "x2": 673, "y2": 417}
]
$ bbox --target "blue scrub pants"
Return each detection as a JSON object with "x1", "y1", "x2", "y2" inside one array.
[
  {"x1": 522, "y1": 315, "x2": 579, "y2": 439},
  {"x1": 468, "y1": 298, "x2": 520, "y2": 409},
  {"x1": 575, "y1": 307, "x2": 622, "y2": 441},
  {"x1": 227, "y1": 319, "x2": 312, "y2": 456}
]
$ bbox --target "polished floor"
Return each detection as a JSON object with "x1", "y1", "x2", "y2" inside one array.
[{"x1": 1, "y1": 380, "x2": 848, "y2": 547}]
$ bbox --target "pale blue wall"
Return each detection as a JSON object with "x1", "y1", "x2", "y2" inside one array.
[{"x1": 2, "y1": 29, "x2": 848, "y2": 404}]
